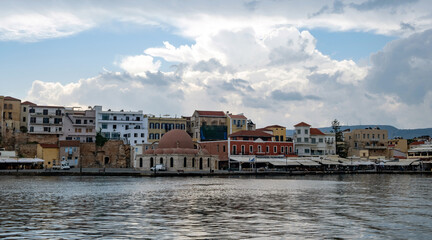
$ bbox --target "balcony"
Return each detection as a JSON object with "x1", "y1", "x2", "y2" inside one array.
[{"x1": 365, "y1": 145, "x2": 387, "y2": 149}]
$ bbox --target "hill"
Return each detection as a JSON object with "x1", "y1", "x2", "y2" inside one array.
[{"x1": 287, "y1": 125, "x2": 432, "y2": 139}]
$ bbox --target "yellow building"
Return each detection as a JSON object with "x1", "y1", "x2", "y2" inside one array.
[
  {"x1": 387, "y1": 138, "x2": 408, "y2": 159},
  {"x1": 262, "y1": 125, "x2": 287, "y2": 142},
  {"x1": 227, "y1": 113, "x2": 248, "y2": 134},
  {"x1": 20, "y1": 101, "x2": 37, "y2": 131},
  {"x1": 0, "y1": 96, "x2": 22, "y2": 135},
  {"x1": 37, "y1": 144, "x2": 60, "y2": 168},
  {"x1": 343, "y1": 127, "x2": 388, "y2": 159},
  {"x1": 147, "y1": 115, "x2": 187, "y2": 143}
]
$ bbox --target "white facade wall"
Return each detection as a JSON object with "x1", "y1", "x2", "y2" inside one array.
[
  {"x1": 94, "y1": 106, "x2": 148, "y2": 146},
  {"x1": 61, "y1": 108, "x2": 96, "y2": 143},
  {"x1": 28, "y1": 106, "x2": 65, "y2": 134},
  {"x1": 294, "y1": 126, "x2": 311, "y2": 156}
]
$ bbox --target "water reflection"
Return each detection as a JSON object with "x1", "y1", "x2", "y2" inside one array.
[{"x1": 0, "y1": 175, "x2": 431, "y2": 239}]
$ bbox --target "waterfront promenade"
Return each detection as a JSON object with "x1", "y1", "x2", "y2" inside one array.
[{"x1": 1, "y1": 168, "x2": 431, "y2": 177}]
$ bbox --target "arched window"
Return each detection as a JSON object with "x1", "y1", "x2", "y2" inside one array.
[
  {"x1": 150, "y1": 157, "x2": 154, "y2": 167},
  {"x1": 149, "y1": 133, "x2": 154, "y2": 139},
  {"x1": 139, "y1": 158, "x2": 143, "y2": 168},
  {"x1": 199, "y1": 158, "x2": 203, "y2": 170},
  {"x1": 192, "y1": 158, "x2": 195, "y2": 168},
  {"x1": 170, "y1": 157, "x2": 174, "y2": 168},
  {"x1": 207, "y1": 158, "x2": 210, "y2": 168},
  {"x1": 155, "y1": 133, "x2": 159, "y2": 139},
  {"x1": 155, "y1": 123, "x2": 160, "y2": 129},
  {"x1": 160, "y1": 157, "x2": 163, "y2": 164},
  {"x1": 104, "y1": 157, "x2": 110, "y2": 165},
  {"x1": 183, "y1": 157, "x2": 187, "y2": 167},
  {"x1": 150, "y1": 123, "x2": 154, "y2": 129}
]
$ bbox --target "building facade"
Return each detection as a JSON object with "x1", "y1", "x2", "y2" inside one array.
[
  {"x1": 20, "y1": 101, "x2": 36, "y2": 131},
  {"x1": 343, "y1": 127, "x2": 388, "y2": 158},
  {"x1": 293, "y1": 122, "x2": 336, "y2": 156},
  {"x1": 146, "y1": 115, "x2": 186, "y2": 143},
  {"x1": 61, "y1": 107, "x2": 96, "y2": 143},
  {"x1": 37, "y1": 143, "x2": 59, "y2": 168},
  {"x1": 28, "y1": 105, "x2": 65, "y2": 135},
  {"x1": 94, "y1": 106, "x2": 147, "y2": 146},
  {"x1": 59, "y1": 140, "x2": 80, "y2": 168},
  {"x1": 0, "y1": 96, "x2": 21, "y2": 135},
  {"x1": 190, "y1": 110, "x2": 227, "y2": 142},
  {"x1": 138, "y1": 129, "x2": 218, "y2": 171}
]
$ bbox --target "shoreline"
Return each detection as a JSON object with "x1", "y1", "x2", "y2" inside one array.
[{"x1": 1, "y1": 169, "x2": 431, "y2": 177}]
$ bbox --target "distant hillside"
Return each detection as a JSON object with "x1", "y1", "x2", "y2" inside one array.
[{"x1": 287, "y1": 125, "x2": 432, "y2": 139}]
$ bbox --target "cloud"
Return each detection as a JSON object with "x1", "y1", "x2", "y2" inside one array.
[
  {"x1": 349, "y1": 0, "x2": 418, "y2": 12},
  {"x1": 271, "y1": 90, "x2": 321, "y2": 101},
  {"x1": 119, "y1": 55, "x2": 161, "y2": 75},
  {"x1": 364, "y1": 29, "x2": 432, "y2": 104}
]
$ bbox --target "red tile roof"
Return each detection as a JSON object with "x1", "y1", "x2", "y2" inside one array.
[
  {"x1": 229, "y1": 130, "x2": 273, "y2": 138},
  {"x1": 4, "y1": 96, "x2": 21, "y2": 101},
  {"x1": 229, "y1": 114, "x2": 247, "y2": 119},
  {"x1": 196, "y1": 110, "x2": 226, "y2": 117},
  {"x1": 39, "y1": 144, "x2": 58, "y2": 148},
  {"x1": 294, "y1": 122, "x2": 311, "y2": 127},
  {"x1": 410, "y1": 141, "x2": 425, "y2": 146},
  {"x1": 265, "y1": 125, "x2": 285, "y2": 129},
  {"x1": 21, "y1": 101, "x2": 37, "y2": 106},
  {"x1": 59, "y1": 140, "x2": 80, "y2": 147},
  {"x1": 310, "y1": 128, "x2": 325, "y2": 135}
]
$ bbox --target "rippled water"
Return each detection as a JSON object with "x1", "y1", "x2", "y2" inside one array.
[{"x1": 0, "y1": 174, "x2": 431, "y2": 239}]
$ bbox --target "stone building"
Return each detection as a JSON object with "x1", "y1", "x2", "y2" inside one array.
[
  {"x1": 80, "y1": 140, "x2": 130, "y2": 168},
  {"x1": 0, "y1": 96, "x2": 21, "y2": 136},
  {"x1": 190, "y1": 110, "x2": 227, "y2": 142},
  {"x1": 343, "y1": 127, "x2": 388, "y2": 159},
  {"x1": 138, "y1": 129, "x2": 218, "y2": 171}
]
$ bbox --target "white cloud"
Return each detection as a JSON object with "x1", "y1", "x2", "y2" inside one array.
[{"x1": 119, "y1": 55, "x2": 161, "y2": 75}]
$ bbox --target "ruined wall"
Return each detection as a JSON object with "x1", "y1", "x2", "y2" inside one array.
[
  {"x1": 80, "y1": 140, "x2": 131, "y2": 168},
  {"x1": 16, "y1": 143, "x2": 38, "y2": 158}
]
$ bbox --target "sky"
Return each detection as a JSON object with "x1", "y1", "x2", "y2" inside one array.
[{"x1": 1, "y1": 0, "x2": 432, "y2": 129}]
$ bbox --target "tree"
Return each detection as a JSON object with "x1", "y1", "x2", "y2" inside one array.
[
  {"x1": 96, "y1": 130, "x2": 108, "y2": 147},
  {"x1": 332, "y1": 119, "x2": 347, "y2": 158}
]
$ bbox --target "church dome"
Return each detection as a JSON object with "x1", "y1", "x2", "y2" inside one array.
[{"x1": 158, "y1": 130, "x2": 194, "y2": 149}]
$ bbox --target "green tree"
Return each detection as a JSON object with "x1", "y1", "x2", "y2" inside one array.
[
  {"x1": 96, "y1": 130, "x2": 108, "y2": 147},
  {"x1": 332, "y1": 119, "x2": 347, "y2": 158}
]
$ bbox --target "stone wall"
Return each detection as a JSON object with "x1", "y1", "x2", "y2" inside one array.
[
  {"x1": 80, "y1": 140, "x2": 131, "y2": 168},
  {"x1": 16, "y1": 143, "x2": 38, "y2": 158}
]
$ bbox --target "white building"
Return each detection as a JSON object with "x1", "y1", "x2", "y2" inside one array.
[
  {"x1": 28, "y1": 105, "x2": 65, "y2": 135},
  {"x1": 94, "y1": 106, "x2": 148, "y2": 146},
  {"x1": 293, "y1": 122, "x2": 336, "y2": 156},
  {"x1": 60, "y1": 107, "x2": 96, "y2": 143}
]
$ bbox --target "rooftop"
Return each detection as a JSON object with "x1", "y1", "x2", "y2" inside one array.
[
  {"x1": 310, "y1": 128, "x2": 325, "y2": 135},
  {"x1": 196, "y1": 110, "x2": 226, "y2": 117},
  {"x1": 294, "y1": 122, "x2": 311, "y2": 127},
  {"x1": 230, "y1": 130, "x2": 273, "y2": 138}
]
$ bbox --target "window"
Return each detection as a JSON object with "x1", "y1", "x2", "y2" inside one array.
[
  {"x1": 170, "y1": 157, "x2": 174, "y2": 168},
  {"x1": 102, "y1": 114, "x2": 109, "y2": 120},
  {"x1": 23, "y1": 107, "x2": 27, "y2": 112},
  {"x1": 84, "y1": 120, "x2": 87, "y2": 124},
  {"x1": 296, "y1": 137, "x2": 302, "y2": 143},
  {"x1": 76, "y1": 119, "x2": 81, "y2": 124},
  {"x1": 23, "y1": 117, "x2": 26, "y2": 122},
  {"x1": 258, "y1": 145, "x2": 262, "y2": 152},
  {"x1": 113, "y1": 125, "x2": 117, "y2": 130},
  {"x1": 54, "y1": 118, "x2": 62, "y2": 124},
  {"x1": 139, "y1": 158, "x2": 143, "y2": 168},
  {"x1": 275, "y1": 136, "x2": 280, "y2": 141},
  {"x1": 274, "y1": 146, "x2": 277, "y2": 153},
  {"x1": 155, "y1": 123, "x2": 160, "y2": 129},
  {"x1": 134, "y1": 133, "x2": 138, "y2": 137},
  {"x1": 29, "y1": 126, "x2": 34, "y2": 132},
  {"x1": 208, "y1": 158, "x2": 210, "y2": 168},
  {"x1": 160, "y1": 157, "x2": 163, "y2": 164},
  {"x1": 280, "y1": 135, "x2": 284, "y2": 142},
  {"x1": 266, "y1": 146, "x2": 269, "y2": 153},
  {"x1": 232, "y1": 145, "x2": 237, "y2": 154},
  {"x1": 304, "y1": 138, "x2": 309, "y2": 143},
  {"x1": 43, "y1": 127, "x2": 50, "y2": 132},
  {"x1": 8, "y1": 112, "x2": 12, "y2": 119},
  {"x1": 29, "y1": 108, "x2": 35, "y2": 113},
  {"x1": 113, "y1": 116, "x2": 117, "y2": 120},
  {"x1": 43, "y1": 118, "x2": 49, "y2": 124},
  {"x1": 223, "y1": 145, "x2": 226, "y2": 152},
  {"x1": 367, "y1": 134, "x2": 370, "y2": 139},
  {"x1": 305, "y1": 149, "x2": 310, "y2": 154},
  {"x1": 297, "y1": 129, "x2": 301, "y2": 134},
  {"x1": 192, "y1": 158, "x2": 195, "y2": 167},
  {"x1": 150, "y1": 157, "x2": 154, "y2": 167},
  {"x1": 126, "y1": 116, "x2": 129, "y2": 121},
  {"x1": 199, "y1": 158, "x2": 203, "y2": 170},
  {"x1": 305, "y1": 129, "x2": 308, "y2": 134},
  {"x1": 363, "y1": 134, "x2": 366, "y2": 139},
  {"x1": 150, "y1": 123, "x2": 154, "y2": 129},
  {"x1": 319, "y1": 138, "x2": 323, "y2": 143},
  {"x1": 141, "y1": 133, "x2": 144, "y2": 138},
  {"x1": 311, "y1": 138, "x2": 316, "y2": 143},
  {"x1": 55, "y1": 110, "x2": 62, "y2": 116},
  {"x1": 102, "y1": 124, "x2": 107, "y2": 129},
  {"x1": 149, "y1": 133, "x2": 154, "y2": 139},
  {"x1": 241, "y1": 145, "x2": 245, "y2": 154},
  {"x1": 281, "y1": 147, "x2": 284, "y2": 153},
  {"x1": 8, "y1": 104, "x2": 12, "y2": 109},
  {"x1": 155, "y1": 133, "x2": 159, "y2": 139},
  {"x1": 184, "y1": 157, "x2": 187, "y2": 167},
  {"x1": 249, "y1": 145, "x2": 253, "y2": 153},
  {"x1": 289, "y1": 146, "x2": 292, "y2": 153}
]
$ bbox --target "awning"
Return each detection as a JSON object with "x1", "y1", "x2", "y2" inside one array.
[
  {"x1": 384, "y1": 161, "x2": 415, "y2": 166},
  {"x1": 318, "y1": 160, "x2": 341, "y2": 165},
  {"x1": 296, "y1": 160, "x2": 320, "y2": 166},
  {"x1": 268, "y1": 160, "x2": 301, "y2": 166},
  {"x1": 0, "y1": 158, "x2": 44, "y2": 164},
  {"x1": 229, "y1": 156, "x2": 255, "y2": 163}
]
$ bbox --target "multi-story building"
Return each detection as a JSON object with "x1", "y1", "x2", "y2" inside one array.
[
  {"x1": 146, "y1": 115, "x2": 186, "y2": 143},
  {"x1": 387, "y1": 138, "x2": 408, "y2": 159},
  {"x1": 61, "y1": 107, "x2": 96, "y2": 143},
  {"x1": 343, "y1": 127, "x2": 388, "y2": 158},
  {"x1": 94, "y1": 106, "x2": 147, "y2": 146},
  {"x1": 28, "y1": 105, "x2": 65, "y2": 135},
  {"x1": 0, "y1": 96, "x2": 21, "y2": 135},
  {"x1": 258, "y1": 125, "x2": 287, "y2": 142},
  {"x1": 190, "y1": 110, "x2": 227, "y2": 142},
  {"x1": 20, "y1": 101, "x2": 36, "y2": 131},
  {"x1": 408, "y1": 141, "x2": 432, "y2": 160},
  {"x1": 227, "y1": 113, "x2": 248, "y2": 134},
  {"x1": 59, "y1": 140, "x2": 80, "y2": 167},
  {"x1": 293, "y1": 122, "x2": 336, "y2": 156}
]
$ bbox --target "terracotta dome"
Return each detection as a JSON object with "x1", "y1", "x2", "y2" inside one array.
[{"x1": 158, "y1": 130, "x2": 194, "y2": 149}]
